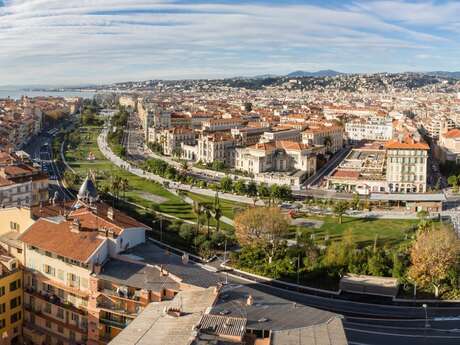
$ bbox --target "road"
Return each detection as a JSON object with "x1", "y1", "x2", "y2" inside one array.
[{"x1": 142, "y1": 238, "x2": 460, "y2": 345}]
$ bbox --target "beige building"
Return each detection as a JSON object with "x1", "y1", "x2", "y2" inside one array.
[
  {"x1": 385, "y1": 139, "x2": 429, "y2": 193},
  {"x1": 302, "y1": 124, "x2": 344, "y2": 154},
  {"x1": 437, "y1": 128, "x2": 460, "y2": 163}
]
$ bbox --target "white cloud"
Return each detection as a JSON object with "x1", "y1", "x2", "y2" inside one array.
[{"x1": 0, "y1": 0, "x2": 458, "y2": 84}]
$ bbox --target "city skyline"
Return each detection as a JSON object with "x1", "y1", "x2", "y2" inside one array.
[{"x1": 1, "y1": 0, "x2": 460, "y2": 85}]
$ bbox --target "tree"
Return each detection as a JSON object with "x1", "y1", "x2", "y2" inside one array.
[
  {"x1": 203, "y1": 204, "x2": 213, "y2": 239},
  {"x1": 333, "y1": 201, "x2": 349, "y2": 224},
  {"x1": 247, "y1": 181, "x2": 258, "y2": 197},
  {"x1": 448, "y1": 175, "x2": 458, "y2": 192},
  {"x1": 408, "y1": 227, "x2": 460, "y2": 297},
  {"x1": 120, "y1": 178, "x2": 129, "y2": 200},
  {"x1": 214, "y1": 205, "x2": 223, "y2": 234},
  {"x1": 351, "y1": 193, "x2": 360, "y2": 210},
  {"x1": 233, "y1": 180, "x2": 247, "y2": 195},
  {"x1": 193, "y1": 201, "x2": 203, "y2": 245},
  {"x1": 234, "y1": 207, "x2": 289, "y2": 262},
  {"x1": 244, "y1": 102, "x2": 253, "y2": 112},
  {"x1": 220, "y1": 176, "x2": 233, "y2": 193},
  {"x1": 257, "y1": 183, "x2": 271, "y2": 205}
]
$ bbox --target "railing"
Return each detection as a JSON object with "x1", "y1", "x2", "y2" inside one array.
[
  {"x1": 100, "y1": 288, "x2": 141, "y2": 302},
  {"x1": 96, "y1": 301, "x2": 140, "y2": 317},
  {"x1": 99, "y1": 317, "x2": 129, "y2": 329}
]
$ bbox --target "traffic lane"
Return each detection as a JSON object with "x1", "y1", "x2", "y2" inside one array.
[
  {"x1": 346, "y1": 324, "x2": 460, "y2": 345},
  {"x1": 345, "y1": 317, "x2": 460, "y2": 330},
  {"x1": 222, "y1": 277, "x2": 460, "y2": 319}
]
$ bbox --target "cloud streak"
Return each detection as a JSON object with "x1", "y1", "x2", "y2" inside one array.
[{"x1": 0, "y1": 0, "x2": 459, "y2": 85}]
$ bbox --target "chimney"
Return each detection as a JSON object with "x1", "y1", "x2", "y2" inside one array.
[
  {"x1": 93, "y1": 264, "x2": 102, "y2": 275},
  {"x1": 70, "y1": 218, "x2": 81, "y2": 233},
  {"x1": 107, "y1": 207, "x2": 114, "y2": 221},
  {"x1": 246, "y1": 295, "x2": 254, "y2": 306}
]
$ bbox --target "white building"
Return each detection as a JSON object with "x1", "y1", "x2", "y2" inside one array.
[{"x1": 345, "y1": 116, "x2": 393, "y2": 142}]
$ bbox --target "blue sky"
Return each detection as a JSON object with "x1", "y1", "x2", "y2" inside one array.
[{"x1": 0, "y1": 0, "x2": 459, "y2": 85}]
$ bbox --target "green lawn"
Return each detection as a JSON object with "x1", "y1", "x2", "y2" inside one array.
[
  {"x1": 292, "y1": 215, "x2": 419, "y2": 247},
  {"x1": 64, "y1": 126, "x2": 196, "y2": 221},
  {"x1": 185, "y1": 192, "x2": 246, "y2": 220}
]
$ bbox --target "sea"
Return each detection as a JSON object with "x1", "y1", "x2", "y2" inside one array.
[{"x1": 0, "y1": 89, "x2": 97, "y2": 100}]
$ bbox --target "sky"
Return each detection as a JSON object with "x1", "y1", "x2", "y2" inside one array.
[{"x1": 0, "y1": 0, "x2": 459, "y2": 86}]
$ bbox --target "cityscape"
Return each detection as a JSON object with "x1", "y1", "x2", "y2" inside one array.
[{"x1": 1, "y1": 1, "x2": 460, "y2": 345}]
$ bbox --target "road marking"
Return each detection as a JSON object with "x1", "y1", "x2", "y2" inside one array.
[{"x1": 345, "y1": 327, "x2": 460, "y2": 338}]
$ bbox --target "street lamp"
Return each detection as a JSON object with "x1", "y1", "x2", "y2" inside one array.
[{"x1": 422, "y1": 304, "x2": 430, "y2": 328}]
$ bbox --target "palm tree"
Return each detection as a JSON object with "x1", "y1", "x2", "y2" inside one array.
[
  {"x1": 111, "y1": 175, "x2": 121, "y2": 205},
  {"x1": 193, "y1": 201, "x2": 203, "y2": 245},
  {"x1": 214, "y1": 205, "x2": 223, "y2": 234},
  {"x1": 203, "y1": 204, "x2": 213, "y2": 239},
  {"x1": 333, "y1": 201, "x2": 348, "y2": 224},
  {"x1": 120, "y1": 178, "x2": 129, "y2": 200}
]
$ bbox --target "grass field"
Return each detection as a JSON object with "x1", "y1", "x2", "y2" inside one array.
[
  {"x1": 185, "y1": 192, "x2": 246, "y2": 220},
  {"x1": 291, "y1": 215, "x2": 419, "y2": 247},
  {"x1": 64, "y1": 126, "x2": 196, "y2": 221}
]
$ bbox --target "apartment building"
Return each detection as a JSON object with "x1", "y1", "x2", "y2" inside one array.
[
  {"x1": 302, "y1": 124, "x2": 344, "y2": 154},
  {"x1": 345, "y1": 116, "x2": 394, "y2": 142},
  {"x1": 385, "y1": 138, "x2": 429, "y2": 193},
  {"x1": 118, "y1": 96, "x2": 137, "y2": 112},
  {"x1": 182, "y1": 133, "x2": 236, "y2": 167},
  {"x1": 18, "y1": 179, "x2": 150, "y2": 345},
  {"x1": 156, "y1": 127, "x2": 196, "y2": 156},
  {"x1": 230, "y1": 126, "x2": 270, "y2": 146},
  {"x1": 0, "y1": 251, "x2": 23, "y2": 345},
  {"x1": 422, "y1": 114, "x2": 454, "y2": 139},
  {"x1": 0, "y1": 152, "x2": 48, "y2": 208},
  {"x1": 259, "y1": 128, "x2": 301, "y2": 143},
  {"x1": 436, "y1": 128, "x2": 460, "y2": 163},
  {"x1": 201, "y1": 118, "x2": 243, "y2": 132}
]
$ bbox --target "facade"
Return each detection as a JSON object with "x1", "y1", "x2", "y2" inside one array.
[
  {"x1": 326, "y1": 137, "x2": 429, "y2": 194},
  {"x1": 302, "y1": 124, "x2": 344, "y2": 153},
  {"x1": 345, "y1": 116, "x2": 393, "y2": 142},
  {"x1": 436, "y1": 128, "x2": 460, "y2": 163},
  {"x1": 151, "y1": 127, "x2": 195, "y2": 156},
  {"x1": 188, "y1": 133, "x2": 236, "y2": 167},
  {"x1": 201, "y1": 118, "x2": 243, "y2": 132},
  {"x1": 259, "y1": 128, "x2": 300, "y2": 143},
  {"x1": 0, "y1": 253, "x2": 23, "y2": 345},
  {"x1": 0, "y1": 152, "x2": 48, "y2": 208},
  {"x1": 385, "y1": 140, "x2": 429, "y2": 193}
]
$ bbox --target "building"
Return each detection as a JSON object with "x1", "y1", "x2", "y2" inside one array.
[
  {"x1": 325, "y1": 136, "x2": 429, "y2": 195},
  {"x1": 345, "y1": 116, "x2": 393, "y2": 142},
  {"x1": 201, "y1": 118, "x2": 243, "y2": 132},
  {"x1": 0, "y1": 152, "x2": 48, "y2": 208},
  {"x1": 385, "y1": 138, "x2": 429, "y2": 193},
  {"x1": 436, "y1": 128, "x2": 460, "y2": 163},
  {"x1": 19, "y1": 177, "x2": 151, "y2": 345},
  {"x1": 183, "y1": 133, "x2": 236, "y2": 167},
  {"x1": 259, "y1": 128, "x2": 300, "y2": 144},
  {"x1": 302, "y1": 124, "x2": 344, "y2": 154},
  {"x1": 152, "y1": 127, "x2": 195, "y2": 156},
  {"x1": 0, "y1": 251, "x2": 23, "y2": 345}
]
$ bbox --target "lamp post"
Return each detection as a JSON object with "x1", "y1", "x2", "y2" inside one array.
[{"x1": 422, "y1": 304, "x2": 430, "y2": 328}]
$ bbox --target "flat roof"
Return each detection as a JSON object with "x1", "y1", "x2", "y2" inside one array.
[
  {"x1": 270, "y1": 317, "x2": 348, "y2": 345},
  {"x1": 108, "y1": 287, "x2": 217, "y2": 345},
  {"x1": 96, "y1": 259, "x2": 180, "y2": 293},
  {"x1": 369, "y1": 193, "x2": 446, "y2": 202}
]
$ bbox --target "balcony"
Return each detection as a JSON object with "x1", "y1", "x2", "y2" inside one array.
[
  {"x1": 99, "y1": 316, "x2": 130, "y2": 329},
  {"x1": 25, "y1": 287, "x2": 88, "y2": 316},
  {"x1": 99, "y1": 288, "x2": 142, "y2": 303},
  {"x1": 96, "y1": 300, "x2": 140, "y2": 318}
]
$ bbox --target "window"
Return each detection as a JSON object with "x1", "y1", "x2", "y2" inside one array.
[
  {"x1": 69, "y1": 330, "x2": 76, "y2": 341},
  {"x1": 10, "y1": 311, "x2": 21, "y2": 324},
  {"x1": 45, "y1": 320, "x2": 51, "y2": 329},
  {"x1": 57, "y1": 325, "x2": 64, "y2": 334},
  {"x1": 44, "y1": 303, "x2": 51, "y2": 314},
  {"x1": 10, "y1": 222, "x2": 19, "y2": 231},
  {"x1": 0, "y1": 303, "x2": 5, "y2": 314},
  {"x1": 57, "y1": 269, "x2": 64, "y2": 281},
  {"x1": 0, "y1": 287, "x2": 4, "y2": 297},
  {"x1": 56, "y1": 308, "x2": 64, "y2": 319},
  {"x1": 10, "y1": 296, "x2": 21, "y2": 309},
  {"x1": 43, "y1": 265, "x2": 55, "y2": 276},
  {"x1": 71, "y1": 313, "x2": 79, "y2": 322},
  {"x1": 0, "y1": 319, "x2": 5, "y2": 329},
  {"x1": 9, "y1": 279, "x2": 20, "y2": 292}
]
